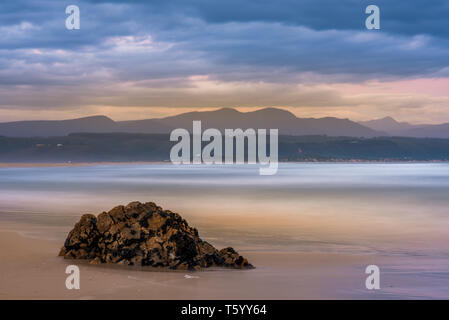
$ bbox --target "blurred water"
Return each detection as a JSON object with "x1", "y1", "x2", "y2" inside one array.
[
  {"x1": 1, "y1": 163, "x2": 448, "y2": 256},
  {"x1": 2, "y1": 163, "x2": 449, "y2": 298}
]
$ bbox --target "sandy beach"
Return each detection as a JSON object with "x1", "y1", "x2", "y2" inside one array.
[{"x1": 0, "y1": 224, "x2": 387, "y2": 300}]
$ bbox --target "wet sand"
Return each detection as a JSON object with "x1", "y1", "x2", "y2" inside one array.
[{"x1": 0, "y1": 226, "x2": 386, "y2": 300}]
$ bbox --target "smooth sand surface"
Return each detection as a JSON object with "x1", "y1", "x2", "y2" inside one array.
[{"x1": 0, "y1": 226, "x2": 387, "y2": 300}]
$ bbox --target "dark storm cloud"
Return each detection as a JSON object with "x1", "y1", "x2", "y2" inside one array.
[
  {"x1": 3, "y1": 1, "x2": 449, "y2": 47},
  {"x1": 0, "y1": 0, "x2": 447, "y2": 75},
  {"x1": 79, "y1": 0, "x2": 449, "y2": 38},
  {"x1": 0, "y1": 0, "x2": 448, "y2": 113}
]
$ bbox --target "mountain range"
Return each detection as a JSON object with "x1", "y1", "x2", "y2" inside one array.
[
  {"x1": 0, "y1": 108, "x2": 449, "y2": 138},
  {"x1": 359, "y1": 117, "x2": 449, "y2": 138}
]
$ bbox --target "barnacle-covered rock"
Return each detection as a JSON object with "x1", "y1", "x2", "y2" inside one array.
[{"x1": 59, "y1": 201, "x2": 253, "y2": 270}]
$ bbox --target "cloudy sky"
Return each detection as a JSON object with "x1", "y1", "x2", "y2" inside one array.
[{"x1": 1, "y1": 0, "x2": 449, "y2": 123}]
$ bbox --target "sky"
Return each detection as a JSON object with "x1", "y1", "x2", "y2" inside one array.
[{"x1": 0, "y1": 0, "x2": 448, "y2": 123}]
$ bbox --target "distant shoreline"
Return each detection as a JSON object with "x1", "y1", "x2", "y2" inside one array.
[
  {"x1": 0, "y1": 161, "x2": 171, "y2": 168},
  {"x1": 2, "y1": 134, "x2": 449, "y2": 163},
  {"x1": 1, "y1": 160, "x2": 449, "y2": 168}
]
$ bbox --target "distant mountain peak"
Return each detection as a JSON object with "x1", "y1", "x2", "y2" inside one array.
[
  {"x1": 378, "y1": 116, "x2": 397, "y2": 122},
  {"x1": 365, "y1": 116, "x2": 407, "y2": 125},
  {"x1": 215, "y1": 107, "x2": 241, "y2": 113},
  {"x1": 359, "y1": 116, "x2": 416, "y2": 135},
  {"x1": 78, "y1": 115, "x2": 113, "y2": 120},
  {"x1": 0, "y1": 114, "x2": 114, "y2": 125},
  {"x1": 69, "y1": 115, "x2": 115, "y2": 122},
  {"x1": 247, "y1": 107, "x2": 298, "y2": 119}
]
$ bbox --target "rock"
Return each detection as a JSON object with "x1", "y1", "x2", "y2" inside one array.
[{"x1": 59, "y1": 201, "x2": 254, "y2": 270}]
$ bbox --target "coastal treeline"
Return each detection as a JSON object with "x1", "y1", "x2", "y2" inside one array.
[{"x1": 1, "y1": 133, "x2": 449, "y2": 162}]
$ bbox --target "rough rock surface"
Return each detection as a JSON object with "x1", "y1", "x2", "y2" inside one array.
[{"x1": 59, "y1": 201, "x2": 253, "y2": 270}]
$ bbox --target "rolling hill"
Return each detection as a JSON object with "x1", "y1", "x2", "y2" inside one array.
[
  {"x1": 0, "y1": 108, "x2": 384, "y2": 138},
  {"x1": 359, "y1": 117, "x2": 449, "y2": 138}
]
